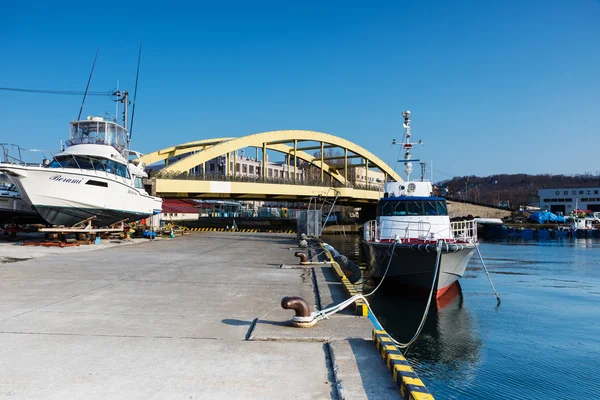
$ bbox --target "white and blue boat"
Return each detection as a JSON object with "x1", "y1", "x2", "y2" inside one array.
[{"x1": 362, "y1": 111, "x2": 477, "y2": 299}]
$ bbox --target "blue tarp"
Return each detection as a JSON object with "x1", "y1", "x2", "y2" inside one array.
[
  {"x1": 528, "y1": 211, "x2": 566, "y2": 224},
  {"x1": 143, "y1": 229, "x2": 157, "y2": 238}
]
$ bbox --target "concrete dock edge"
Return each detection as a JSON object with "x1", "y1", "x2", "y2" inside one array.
[
  {"x1": 372, "y1": 331, "x2": 435, "y2": 399},
  {"x1": 317, "y1": 240, "x2": 435, "y2": 399},
  {"x1": 318, "y1": 242, "x2": 368, "y2": 316}
]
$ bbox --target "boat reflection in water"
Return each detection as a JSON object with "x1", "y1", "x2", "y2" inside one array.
[{"x1": 366, "y1": 280, "x2": 482, "y2": 369}]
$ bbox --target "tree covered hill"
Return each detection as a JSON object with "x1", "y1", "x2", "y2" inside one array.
[{"x1": 438, "y1": 173, "x2": 600, "y2": 209}]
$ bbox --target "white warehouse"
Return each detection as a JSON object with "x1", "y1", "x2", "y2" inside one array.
[{"x1": 538, "y1": 187, "x2": 600, "y2": 215}]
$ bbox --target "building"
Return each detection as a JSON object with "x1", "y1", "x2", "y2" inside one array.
[
  {"x1": 347, "y1": 165, "x2": 386, "y2": 187},
  {"x1": 537, "y1": 187, "x2": 600, "y2": 215},
  {"x1": 160, "y1": 151, "x2": 396, "y2": 187},
  {"x1": 160, "y1": 199, "x2": 200, "y2": 222},
  {"x1": 166, "y1": 151, "x2": 305, "y2": 180}
]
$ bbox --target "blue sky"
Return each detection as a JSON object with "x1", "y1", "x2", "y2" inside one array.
[{"x1": 1, "y1": 0, "x2": 599, "y2": 180}]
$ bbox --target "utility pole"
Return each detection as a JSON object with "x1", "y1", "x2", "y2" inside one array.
[{"x1": 419, "y1": 162, "x2": 426, "y2": 182}]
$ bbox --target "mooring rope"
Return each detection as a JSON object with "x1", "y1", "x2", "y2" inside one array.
[
  {"x1": 474, "y1": 242, "x2": 501, "y2": 306},
  {"x1": 303, "y1": 239, "x2": 443, "y2": 349},
  {"x1": 363, "y1": 239, "x2": 397, "y2": 297}
]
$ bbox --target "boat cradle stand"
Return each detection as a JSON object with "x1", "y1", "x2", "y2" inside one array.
[{"x1": 25, "y1": 216, "x2": 130, "y2": 246}]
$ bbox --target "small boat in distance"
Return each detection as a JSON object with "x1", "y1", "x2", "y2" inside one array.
[
  {"x1": 559, "y1": 215, "x2": 597, "y2": 237},
  {"x1": 362, "y1": 111, "x2": 477, "y2": 299},
  {"x1": 0, "y1": 91, "x2": 162, "y2": 226}
]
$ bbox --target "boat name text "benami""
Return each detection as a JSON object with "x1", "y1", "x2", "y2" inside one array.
[{"x1": 49, "y1": 175, "x2": 84, "y2": 184}]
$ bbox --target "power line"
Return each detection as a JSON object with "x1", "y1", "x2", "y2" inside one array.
[
  {"x1": 0, "y1": 87, "x2": 109, "y2": 96},
  {"x1": 432, "y1": 167, "x2": 455, "y2": 179}
]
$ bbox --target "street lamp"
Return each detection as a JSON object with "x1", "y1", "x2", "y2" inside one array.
[{"x1": 376, "y1": 178, "x2": 384, "y2": 197}]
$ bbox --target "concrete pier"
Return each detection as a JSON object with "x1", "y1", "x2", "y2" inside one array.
[{"x1": 0, "y1": 232, "x2": 401, "y2": 399}]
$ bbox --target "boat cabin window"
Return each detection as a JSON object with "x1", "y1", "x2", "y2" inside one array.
[
  {"x1": 378, "y1": 199, "x2": 448, "y2": 217},
  {"x1": 0, "y1": 183, "x2": 17, "y2": 192},
  {"x1": 48, "y1": 155, "x2": 130, "y2": 178},
  {"x1": 68, "y1": 120, "x2": 128, "y2": 154},
  {"x1": 134, "y1": 176, "x2": 144, "y2": 189}
]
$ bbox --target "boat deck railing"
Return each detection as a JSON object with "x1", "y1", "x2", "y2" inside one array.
[
  {"x1": 450, "y1": 219, "x2": 478, "y2": 242},
  {"x1": 364, "y1": 218, "x2": 478, "y2": 243},
  {"x1": 364, "y1": 219, "x2": 433, "y2": 242}
]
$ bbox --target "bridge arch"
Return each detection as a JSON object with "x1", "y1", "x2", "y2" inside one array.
[{"x1": 141, "y1": 130, "x2": 402, "y2": 184}]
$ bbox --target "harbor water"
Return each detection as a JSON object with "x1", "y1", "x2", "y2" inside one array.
[{"x1": 321, "y1": 234, "x2": 600, "y2": 399}]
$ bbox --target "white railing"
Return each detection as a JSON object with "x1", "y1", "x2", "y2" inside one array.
[
  {"x1": 450, "y1": 219, "x2": 478, "y2": 242},
  {"x1": 363, "y1": 219, "x2": 432, "y2": 242},
  {"x1": 364, "y1": 220, "x2": 378, "y2": 241},
  {"x1": 364, "y1": 218, "x2": 478, "y2": 243}
]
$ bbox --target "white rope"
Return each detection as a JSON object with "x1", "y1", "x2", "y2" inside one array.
[
  {"x1": 474, "y1": 242, "x2": 501, "y2": 306},
  {"x1": 309, "y1": 239, "x2": 398, "y2": 322},
  {"x1": 388, "y1": 240, "x2": 443, "y2": 348},
  {"x1": 304, "y1": 239, "x2": 443, "y2": 349}
]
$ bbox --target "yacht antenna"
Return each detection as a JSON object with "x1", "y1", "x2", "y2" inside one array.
[
  {"x1": 430, "y1": 160, "x2": 433, "y2": 182},
  {"x1": 129, "y1": 41, "x2": 142, "y2": 141},
  {"x1": 77, "y1": 48, "x2": 100, "y2": 121}
]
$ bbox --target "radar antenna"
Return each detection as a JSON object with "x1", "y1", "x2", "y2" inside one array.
[
  {"x1": 77, "y1": 48, "x2": 100, "y2": 121},
  {"x1": 401, "y1": 111, "x2": 423, "y2": 181}
]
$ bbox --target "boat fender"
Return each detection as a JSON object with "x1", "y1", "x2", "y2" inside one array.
[
  {"x1": 281, "y1": 296, "x2": 316, "y2": 328},
  {"x1": 294, "y1": 251, "x2": 308, "y2": 263},
  {"x1": 334, "y1": 255, "x2": 362, "y2": 284},
  {"x1": 323, "y1": 243, "x2": 340, "y2": 257}
]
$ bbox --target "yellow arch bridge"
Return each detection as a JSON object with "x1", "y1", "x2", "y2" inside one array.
[{"x1": 141, "y1": 130, "x2": 403, "y2": 204}]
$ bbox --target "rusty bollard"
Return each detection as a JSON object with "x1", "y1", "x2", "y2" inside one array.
[
  {"x1": 281, "y1": 296, "x2": 316, "y2": 328},
  {"x1": 294, "y1": 251, "x2": 308, "y2": 264}
]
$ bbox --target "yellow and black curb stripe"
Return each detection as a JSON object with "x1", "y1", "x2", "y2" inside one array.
[
  {"x1": 373, "y1": 330, "x2": 435, "y2": 400},
  {"x1": 318, "y1": 243, "x2": 368, "y2": 316},
  {"x1": 184, "y1": 227, "x2": 295, "y2": 233},
  {"x1": 314, "y1": 240, "x2": 434, "y2": 398}
]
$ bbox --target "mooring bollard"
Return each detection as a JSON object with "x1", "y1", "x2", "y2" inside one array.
[
  {"x1": 281, "y1": 296, "x2": 315, "y2": 328},
  {"x1": 294, "y1": 251, "x2": 308, "y2": 263}
]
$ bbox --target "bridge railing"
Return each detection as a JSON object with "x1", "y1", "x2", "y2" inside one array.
[{"x1": 152, "y1": 171, "x2": 383, "y2": 192}]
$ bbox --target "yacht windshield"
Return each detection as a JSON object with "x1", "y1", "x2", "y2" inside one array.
[
  {"x1": 378, "y1": 199, "x2": 448, "y2": 217},
  {"x1": 68, "y1": 120, "x2": 128, "y2": 154},
  {"x1": 47, "y1": 155, "x2": 130, "y2": 178}
]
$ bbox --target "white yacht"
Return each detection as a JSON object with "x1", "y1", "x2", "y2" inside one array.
[
  {"x1": 362, "y1": 111, "x2": 477, "y2": 299},
  {"x1": 0, "y1": 92, "x2": 162, "y2": 226}
]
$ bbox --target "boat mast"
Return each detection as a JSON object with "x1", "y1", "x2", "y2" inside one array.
[{"x1": 402, "y1": 110, "x2": 413, "y2": 181}]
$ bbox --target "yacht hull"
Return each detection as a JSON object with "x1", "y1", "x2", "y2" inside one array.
[
  {"x1": 0, "y1": 196, "x2": 45, "y2": 225},
  {"x1": 34, "y1": 205, "x2": 152, "y2": 227},
  {"x1": 363, "y1": 241, "x2": 475, "y2": 298},
  {"x1": 0, "y1": 164, "x2": 162, "y2": 227},
  {"x1": 0, "y1": 208, "x2": 45, "y2": 225}
]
